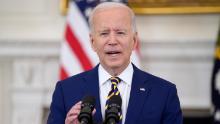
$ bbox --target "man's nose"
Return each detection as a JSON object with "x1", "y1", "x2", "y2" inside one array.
[{"x1": 108, "y1": 33, "x2": 117, "y2": 45}]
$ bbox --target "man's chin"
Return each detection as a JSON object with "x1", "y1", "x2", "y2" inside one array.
[
  {"x1": 106, "y1": 63, "x2": 124, "y2": 71},
  {"x1": 106, "y1": 60, "x2": 121, "y2": 67}
]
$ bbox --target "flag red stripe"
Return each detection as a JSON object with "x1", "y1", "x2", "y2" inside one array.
[
  {"x1": 59, "y1": 66, "x2": 69, "y2": 80},
  {"x1": 65, "y1": 24, "x2": 93, "y2": 71}
]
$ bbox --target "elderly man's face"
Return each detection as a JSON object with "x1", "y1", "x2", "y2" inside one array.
[{"x1": 90, "y1": 7, "x2": 137, "y2": 71}]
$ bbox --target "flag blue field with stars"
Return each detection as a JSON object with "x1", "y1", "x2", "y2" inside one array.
[{"x1": 74, "y1": 0, "x2": 127, "y2": 22}]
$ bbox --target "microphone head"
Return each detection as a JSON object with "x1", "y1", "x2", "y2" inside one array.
[
  {"x1": 104, "y1": 95, "x2": 122, "y2": 124},
  {"x1": 78, "y1": 95, "x2": 96, "y2": 124},
  {"x1": 108, "y1": 95, "x2": 122, "y2": 107}
]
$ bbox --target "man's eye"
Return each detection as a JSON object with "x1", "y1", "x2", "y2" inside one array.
[
  {"x1": 117, "y1": 32, "x2": 125, "y2": 35},
  {"x1": 100, "y1": 32, "x2": 108, "y2": 36}
]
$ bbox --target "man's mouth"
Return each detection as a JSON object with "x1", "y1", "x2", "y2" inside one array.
[{"x1": 105, "y1": 51, "x2": 121, "y2": 56}]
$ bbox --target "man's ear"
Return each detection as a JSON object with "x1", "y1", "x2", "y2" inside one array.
[
  {"x1": 132, "y1": 32, "x2": 138, "y2": 50},
  {"x1": 89, "y1": 34, "x2": 96, "y2": 52}
]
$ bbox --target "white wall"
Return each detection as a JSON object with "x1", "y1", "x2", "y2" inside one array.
[
  {"x1": 136, "y1": 15, "x2": 220, "y2": 110},
  {"x1": 137, "y1": 15, "x2": 219, "y2": 42},
  {"x1": 0, "y1": 61, "x2": 12, "y2": 124},
  {"x1": 0, "y1": 0, "x2": 65, "y2": 41},
  {"x1": 0, "y1": 0, "x2": 220, "y2": 123},
  {"x1": 0, "y1": 0, "x2": 63, "y2": 124}
]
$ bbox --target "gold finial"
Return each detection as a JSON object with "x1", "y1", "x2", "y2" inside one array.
[{"x1": 60, "y1": 0, "x2": 69, "y2": 15}]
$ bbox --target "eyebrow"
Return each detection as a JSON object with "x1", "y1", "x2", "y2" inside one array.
[
  {"x1": 114, "y1": 29, "x2": 127, "y2": 32},
  {"x1": 97, "y1": 28, "x2": 127, "y2": 32}
]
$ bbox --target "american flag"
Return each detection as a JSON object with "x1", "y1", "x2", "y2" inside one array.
[
  {"x1": 59, "y1": 0, "x2": 140, "y2": 80},
  {"x1": 211, "y1": 27, "x2": 220, "y2": 124}
]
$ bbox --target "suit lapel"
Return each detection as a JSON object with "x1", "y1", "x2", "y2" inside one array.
[
  {"x1": 125, "y1": 64, "x2": 152, "y2": 124},
  {"x1": 83, "y1": 64, "x2": 103, "y2": 123}
]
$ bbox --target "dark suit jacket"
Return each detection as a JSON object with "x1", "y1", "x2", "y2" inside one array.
[{"x1": 47, "y1": 64, "x2": 183, "y2": 124}]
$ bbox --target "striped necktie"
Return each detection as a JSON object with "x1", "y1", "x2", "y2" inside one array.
[{"x1": 105, "y1": 77, "x2": 122, "y2": 124}]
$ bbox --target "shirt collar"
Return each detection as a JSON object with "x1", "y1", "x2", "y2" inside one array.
[{"x1": 98, "y1": 62, "x2": 133, "y2": 86}]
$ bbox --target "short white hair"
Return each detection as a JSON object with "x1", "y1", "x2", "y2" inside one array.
[{"x1": 88, "y1": 2, "x2": 137, "y2": 33}]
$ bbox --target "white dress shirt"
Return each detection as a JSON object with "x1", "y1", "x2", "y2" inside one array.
[{"x1": 98, "y1": 63, "x2": 133, "y2": 124}]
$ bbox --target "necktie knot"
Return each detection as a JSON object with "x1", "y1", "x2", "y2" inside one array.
[{"x1": 110, "y1": 77, "x2": 121, "y2": 85}]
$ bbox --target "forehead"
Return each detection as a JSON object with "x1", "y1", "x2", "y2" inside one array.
[
  {"x1": 94, "y1": 7, "x2": 131, "y2": 19},
  {"x1": 93, "y1": 7, "x2": 132, "y2": 30}
]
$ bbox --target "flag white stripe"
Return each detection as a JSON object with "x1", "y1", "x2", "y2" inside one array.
[
  {"x1": 60, "y1": 41, "x2": 83, "y2": 75},
  {"x1": 68, "y1": 3, "x2": 99, "y2": 66}
]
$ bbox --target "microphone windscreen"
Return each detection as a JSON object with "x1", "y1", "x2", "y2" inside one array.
[{"x1": 82, "y1": 95, "x2": 96, "y2": 106}]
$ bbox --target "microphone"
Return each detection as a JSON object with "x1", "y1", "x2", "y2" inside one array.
[
  {"x1": 104, "y1": 95, "x2": 122, "y2": 124},
  {"x1": 78, "y1": 95, "x2": 96, "y2": 124}
]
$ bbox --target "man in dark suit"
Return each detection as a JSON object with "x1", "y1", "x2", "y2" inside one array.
[{"x1": 47, "y1": 2, "x2": 183, "y2": 124}]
